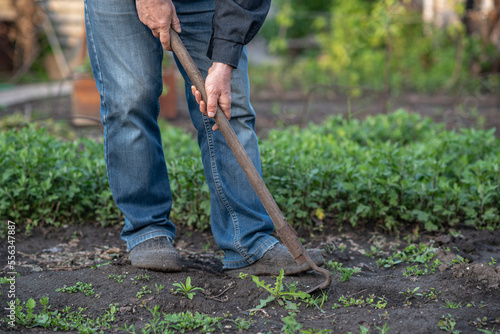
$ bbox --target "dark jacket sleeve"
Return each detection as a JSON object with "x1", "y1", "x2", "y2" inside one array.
[{"x1": 207, "y1": 0, "x2": 271, "y2": 68}]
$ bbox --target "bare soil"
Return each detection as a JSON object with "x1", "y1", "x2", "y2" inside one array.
[{"x1": 1, "y1": 223, "x2": 499, "y2": 334}]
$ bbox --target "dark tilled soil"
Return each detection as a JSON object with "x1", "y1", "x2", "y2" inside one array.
[{"x1": 1, "y1": 223, "x2": 499, "y2": 333}]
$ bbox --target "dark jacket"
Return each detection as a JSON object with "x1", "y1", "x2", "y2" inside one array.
[{"x1": 207, "y1": 0, "x2": 271, "y2": 68}]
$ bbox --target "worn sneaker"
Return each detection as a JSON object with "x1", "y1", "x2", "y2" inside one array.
[
  {"x1": 225, "y1": 244, "x2": 324, "y2": 276},
  {"x1": 129, "y1": 236, "x2": 182, "y2": 272}
]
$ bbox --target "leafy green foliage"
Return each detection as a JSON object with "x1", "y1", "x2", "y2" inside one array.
[
  {"x1": 2, "y1": 110, "x2": 499, "y2": 235},
  {"x1": 5, "y1": 297, "x2": 117, "y2": 333},
  {"x1": 121, "y1": 306, "x2": 223, "y2": 334},
  {"x1": 251, "y1": 269, "x2": 310, "y2": 310},
  {"x1": 171, "y1": 277, "x2": 203, "y2": 300},
  {"x1": 56, "y1": 282, "x2": 95, "y2": 296}
]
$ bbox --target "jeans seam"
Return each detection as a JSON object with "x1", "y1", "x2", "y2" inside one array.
[
  {"x1": 127, "y1": 230, "x2": 172, "y2": 250},
  {"x1": 204, "y1": 116, "x2": 250, "y2": 261},
  {"x1": 85, "y1": 1, "x2": 112, "y2": 187}
]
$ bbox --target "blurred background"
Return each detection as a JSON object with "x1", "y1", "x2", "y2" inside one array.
[{"x1": 0, "y1": 0, "x2": 498, "y2": 136}]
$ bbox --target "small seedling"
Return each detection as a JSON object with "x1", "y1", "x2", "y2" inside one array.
[
  {"x1": 134, "y1": 274, "x2": 150, "y2": 281},
  {"x1": 424, "y1": 287, "x2": 441, "y2": 301},
  {"x1": 238, "y1": 272, "x2": 248, "y2": 280},
  {"x1": 230, "y1": 317, "x2": 255, "y2": 331},
  {"x1": 136, "y1": 285, "x2": 152, "y2": 299},
  {"x1": 469, "y1": 317, "x2": 488, "y2": 328},
  {"x1": 438, "y1": 314, "x2": 460, "y2": 333},
  {"x1": 443, "y1": 300, "x2": 462, "y2": 309},
  {"x1": 301, "y1": 329, "x2": 332, "y2": 334},
  {"x1": 477, "y1": 326, "x2": 497, "y2": 334},
  {"x1": 172, "y1": 277, "x2": 203, "y2": 300},
  {"x1": 489, "y1": 257, "x2": 497, "y2": 266},
  {"x1": 155, "y1": 283, "x2": 164, "y2": 294},
  {"x1": 374, "y1": 322, "x2": 391, "y2": 334},
  {"x1": 108, "y1": 274, "x2": 126, "y2": 283},
  {"x1": 451, "y1": 255, "x2": 468, "y2": 264},
  {"x1": 202, "y1": 241, "x2": 211, "y2": 252},
  {"x1": 56, "y1": 282, "x2": 95, "y2": 296},
  {"x1": 250, "y1": 269, "x2": 310, "y2": 311},
  {"x1": 399, "y1": 287, "x2": 422, "y2": 300},
  {"x1": 466, "y1": 301, "x2": 485, "y2": 308}
]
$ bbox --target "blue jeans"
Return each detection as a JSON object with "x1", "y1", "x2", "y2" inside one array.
[{"x1": 84, "y1": 0, "x2": 278, "y2": 269}]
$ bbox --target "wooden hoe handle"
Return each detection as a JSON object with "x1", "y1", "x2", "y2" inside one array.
[{"x1": 169, "y1": 30, "x2": 331, "y2": 292}]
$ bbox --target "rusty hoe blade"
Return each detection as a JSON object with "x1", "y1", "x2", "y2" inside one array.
[{"x1": 170, "y1": 30, "x2": 331, "y2": 293}]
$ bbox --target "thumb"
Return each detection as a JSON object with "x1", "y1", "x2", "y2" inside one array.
[{"x1": 171, "y1": 12, "x2": 181, "y2": 33}]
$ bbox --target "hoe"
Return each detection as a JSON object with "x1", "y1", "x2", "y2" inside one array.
[{"x1": 170, "y1": 30, "x2": 331, "y2": 293}]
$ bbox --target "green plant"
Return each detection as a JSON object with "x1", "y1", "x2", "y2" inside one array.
[
  {"x1": 443, "y1": 300, "x2": 462, "y2": 309},
  {"x1": 238, "y1": 272, "x2": 249, "y2": 279},
  {"x1": 470, "y1": 317, "x2": 488, "y2": 328},
  {"x1": 399, "y1": 287, "x2": 422, "y2": 300},
  {"x1": 251, "y1": 269, "x2": 310, "y2": 310},
  {"x1": 230, "y1": 317, "x2": 255, "y2": 331},
  {"x1": 488, "y1": 257, "x2": 497, "y2": 266},
  {"x1": 374, "y1": 323, "x2": 391, "y2": 334},
  {"x1": 171, "y1": 277, "x2": 203, "y2": 300},
  {"x1": 326, "y1": 261, "x2": 361, "y2": 282},
  {"x1": 136, "y1": 285, "x2": 152, "y2": 299},
  {"x1": 451, "y1": 255, "x2": 469, "y2": 264},
  {"x1": 4, "y1": 297, "x2": 117, "y2": 332},
  {"x1": 332, "y1": 294, "x2": 387, "y2": 310},
  {"x1": 56, "y1": 282, "x2": 95, "y2": 296},
  {"x1": 301, "y1": 329, "x2": 333, "y2": 334},
  {"x1": 108, "y1": 274, "x2": 126, "y2": 283},
  {"x1": 134, "y1": 274, "x2": 150, "y2": 281},
  {"x1": 281, "y1": 314, "x2": 303, "y2": 334},
  {"x1": 154, "y1": 283, "x2": 164, "y2": 294},
  {"x1": 477, "y1": 326, "x2": 498, "y2": 334},
  {"x1": 121, "y1": 307, "x2": 223, "y2": 334},
  {"x1": 438, "y1": 314, "x2": 460, "y2": 333}
]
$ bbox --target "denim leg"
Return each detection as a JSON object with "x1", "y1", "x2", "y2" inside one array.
[
  {"x1": 173, "y1": 0, "x2": 278, "y2": 269},
  {"x1": 85, "y1": 0, "x2": 176, "y2": 250}
]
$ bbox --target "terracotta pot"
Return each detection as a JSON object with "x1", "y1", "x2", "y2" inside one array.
[
  {"x1": 71, "y1": 74, "x2": 101, "y2": 126},
  {"x1": 159, "y1": 65, "x2": 178, "y2": 120}
]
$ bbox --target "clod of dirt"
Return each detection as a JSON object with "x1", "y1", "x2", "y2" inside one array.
[
  {"x1": 452, "y1": 263, "x2": 500, "y2": 290},
  {"x1": 435, "y1": 234, "x2": 452, "y2": 245}
]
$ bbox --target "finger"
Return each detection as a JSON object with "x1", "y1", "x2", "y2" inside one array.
[
  {"x1": 199, "y1": 100, "x2": 207, "y2": 114},
  {"x1": 159, "y1": 29, "x2": 171, "y2": 51},
  {"x1": 171, "y1": 12, "x2": 181, "y2": 33},
  {"x1": 206, "y1": 92, "x2": 219, "y2": 118},
  {"x1": 212, "y1": 124, "x2": 219, "y2": 131}
]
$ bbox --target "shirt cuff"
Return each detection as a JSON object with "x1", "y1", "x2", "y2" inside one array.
[{"x1": 207, "y1": 38, "x2": 243, "y2": 69}]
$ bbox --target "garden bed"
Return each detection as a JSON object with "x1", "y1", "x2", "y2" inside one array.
[{"x1": 0, "y1": 223, "x2": 499, "y2": 333}]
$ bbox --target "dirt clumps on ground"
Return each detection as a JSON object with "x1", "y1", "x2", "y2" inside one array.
[{"x1": 1, "y1": 224, "x2": 499, "y2": 333}]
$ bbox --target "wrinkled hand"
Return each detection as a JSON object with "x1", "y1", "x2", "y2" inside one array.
[
  {"x1": 136, "y1": 0, "x2": 181, "y2": 50},
  {"x1": 191, "y1": 62, "x2": 233, "y2": 131}
]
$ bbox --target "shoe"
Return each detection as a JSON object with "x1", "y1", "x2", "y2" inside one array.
[
  {"x1": 129, "y1": 236, "x2": 182, "y2": 272},
  {"x1": 225, "y1": 244, "x2": 324, "y2": 276}
]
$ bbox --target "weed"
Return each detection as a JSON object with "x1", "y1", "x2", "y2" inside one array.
[
  {"x1": 332, "y1": 294, "x2": 387, "y2": 310},
  {"x1": 348, "y1": 326, "x2": 369, "y2": 334},
  {"x1": 108, "y1": 274, "x2": 126, "y2": 283},
  {"x1": 154, "y1": 283, "x2": 164, "y2": 294},
  {"x1": 477, "y1": 326, "x2": 498, "y2": 334},
  {"x1": 281, "y1": 314, "x2": 302, "y2": 333},
  {"x1": 5, "y1": 297, "x2": 117, "y2": 332},
  {"x1": 251, "y1": 269, "x2": 310, "y2": 311},
  {"x1": 451, "y1": 255, "x2": 469, "y2": 264},
  {"x1": 399, "y1": 287, "x2": 422, "y2": 300},
  {"x1": 378, "y1": 311, "x2": 390, "y2": 320},
  {"x1": 202, "y1": 240, "x2": 211, "y2": 252},
  {"x1": 230, "y1": 317, "x2": 255, "y2": 331},
  {"x1": 122, "y1": 306, "x2": 223, "y2": 334},
  {"x1": 489, "y1": 257, "x2": 497, "y2": 266},
  {"x1": 305, "y1": 290, "x2": 329, "y2": 312},
  {"x1": 443, "y1": 300, "x2": 462, "y2": 309},
  {"x1": 56, "y1": 282, "x2": 95, "y2": 296},
  {"x1": 326, "y1": 261, "x2": 361, "y2": 282},
  {"x1": 438, "y1": 314, "x2": 460, "y2": 333},
  {"x1": 301, "y1": 329, "x2": 332, "y2": 334},
  {"x1": 134, "y1": 274, "x2": 150, "y2": 281},
  {"x1": 469, "y1": 317, "x2": 488, "y2": 328},
  {"x1": 374, "y1": 323, "x2": 391, "y2": 334},
  {"x1": 377, "y1": 243, "x2": 438, "y2": 268},
  {"x1": 136, "y1": 285, "x2": 152, "y2": 299},
  {"x1": 466, "y1": 301, "x2": 486, "y2": 308},
  {"x1": 238, "y1": 272, "x2": 249, "y2": 279},
  {"x1": 171, "y1": 276, "x2": 203, "y2": 300}
]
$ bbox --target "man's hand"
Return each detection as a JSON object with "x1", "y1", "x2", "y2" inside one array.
[
  {"x1": 191, "y1": 62, "x2": 233, "y2": 131},
  {"x1": 136, "y1": 0, "x2": 181, "y2": 50}
]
